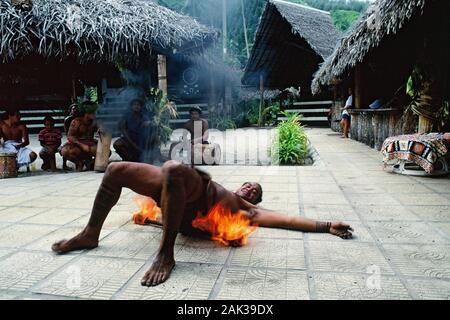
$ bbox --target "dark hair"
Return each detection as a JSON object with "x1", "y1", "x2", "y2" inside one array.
[
  {"x1": 79, "y1": 101, "x2": 98, "y2": 114},
  {"x1": 189, "y1": 106, "x2": 202, "y2": 115},
  {"x1": 7, "y1": 110, "x2": 20, "y2": 117},
  {"x1": 44, "y1": 116, "x2": 55, "y2": 125},
  {"x1": 243, "y1": 182, "x2": 263, "y2": 204}
]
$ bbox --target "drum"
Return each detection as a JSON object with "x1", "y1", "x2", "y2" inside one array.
[
  {"x1": 0, "y1": 152, "x2": 18, "y2": 179},
  {"x1": 94, "y1": 132, "x2": 112, "y2": 172}
]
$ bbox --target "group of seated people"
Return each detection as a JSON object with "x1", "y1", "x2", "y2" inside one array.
[
  {"x1": 0, "y1": 102, "x2": 99, "y2": 172},
  {"x1": 0, "y1": 100, "x2": 211, "y2": 173}
]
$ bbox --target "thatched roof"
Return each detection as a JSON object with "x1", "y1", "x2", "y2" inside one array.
[
  {"x1": 242, "y1": 0, "x2": 341, "y2": 88},
  {"x1": 311, "y1": 0, "x2": 427, "y2": 94},
  {"x1": 0, "y1": 0, "x2": 216, "y2": 63}
]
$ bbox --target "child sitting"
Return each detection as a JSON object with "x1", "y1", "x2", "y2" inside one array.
[{"x1": 38, "y1": 116, "x2": 62, "y2": 171}]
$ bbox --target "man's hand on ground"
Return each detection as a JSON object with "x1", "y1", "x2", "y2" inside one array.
[{"x1": 330, "y1": 222, "x2": 354, "y2": 239}]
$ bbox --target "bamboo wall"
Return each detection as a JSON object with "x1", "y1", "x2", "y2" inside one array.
[
  {"x1": 329, "y1": 102, "x2": 407, "y2": 150},
  {"x1": 348, "y1": 109, "x2": 404, "y2": 150}
]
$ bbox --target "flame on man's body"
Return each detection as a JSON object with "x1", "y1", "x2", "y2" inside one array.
[
  {"x1": 132, "y1": 196, "x2": 162, "y2": 225},
  {"x1": 132, "y1": 197, "x2": 257, "y2": 247},
  {"x1": 192, "y1": 203, "x2": 257, "y2": 247}
]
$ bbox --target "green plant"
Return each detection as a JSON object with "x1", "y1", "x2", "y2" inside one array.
[
  {"x1": 148, "y1": 88, "x2": 178, "y2": 144},
  {"x1": 440, "y1": 100, "x2": 450, "y2": 131},
  {"x1": 261, "y1": 103, "x2": 281, "y2": 126},
  {"x1": 76, "y1": 86, "x2": 98, "y2": 106},
  {"x1": 246, "y1": 101, "x2": 260, "y2": 126},
  {"x1": 210, "y1": 116, "x2": 237, "y2": 131},
  {"x1": 271, "y1": 112, "x2": 309, "y2": 165}
]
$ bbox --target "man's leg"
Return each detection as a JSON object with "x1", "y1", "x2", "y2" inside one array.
[
  {"x1": 114, "y1": 138, "x2": 138, "y2": 162},
  {"x1": 39, "y1": 148, "x2": 50, "y2": 170},
  {"x1": 141, "y1": 161, "x2": 204, "y2": 287},
  {"x1": 49, "y1": 151, "x2": 57, "y2": 171},
  {"x1": 340, "y1": 119, "x2": 345, "y2": 137},
  {"x1": 29, "y1": 151, "x2": 37, "y2": 163},
  {"x1": 52, "y1": 162, "x2": 164, "y2": 253},
  {"x1": 61, "y1": 145, "x2": 83, "y2": 171},
  {"x1": 343, "y1": 119, "x2": 350, "y2": 138}
]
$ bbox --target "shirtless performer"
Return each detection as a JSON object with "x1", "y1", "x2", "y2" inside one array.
[
  {"x1": 184, "y1": 106, "x2": 209, "y2": 146},
  {"x1": 170, "y1": 106, "x2": 212, "y2": 164},
  {"x1": 52, "y1": 161, "x2": 354, "y2": 287},
  {"x1": 62, "y1": 104, "x2": 80, "y2": 170},
  {"x1": 0, "y1": 110, "x2": 37, "y2": 167},
  {"x1": 60, "y1": 102, "x2": 98, "y2": 171}
]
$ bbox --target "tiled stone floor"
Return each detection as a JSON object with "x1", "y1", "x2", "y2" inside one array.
[{"x1": 0, "y1": 128, "x2": 449, "y2": 300}]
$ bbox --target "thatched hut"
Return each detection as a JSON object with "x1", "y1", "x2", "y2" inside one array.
[
  {"x1": 242, "y1": 0, "x2": 341, "y2": 100},
  {"x1": 0, "y1": 0, "x2": 216, "y2": 131},
  {"x1": 312, "y1": 0, "x2": 450, "y2": 149}
]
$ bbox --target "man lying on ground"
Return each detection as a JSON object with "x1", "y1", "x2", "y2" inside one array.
[{"x1": 52, "y1": 161, "x2": 353, "y2": 287}]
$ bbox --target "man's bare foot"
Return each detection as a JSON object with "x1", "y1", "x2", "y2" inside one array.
[
  {"x1": 51, "y1": 231, "x2": 98, "y2": 254},
  {"x1": 141, "y1": 254, "x2": 175, "y2": 287},
  {"x1": 330, "y1": 222, "x2": 353, "y2": 239}
]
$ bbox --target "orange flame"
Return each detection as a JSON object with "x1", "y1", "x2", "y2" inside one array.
[
  {"x1": 192, "y1": 203, "x2": 258, "y2": 247},
  {"x1": 132, "y1": 196, "x2": 162, "y2": 225}
]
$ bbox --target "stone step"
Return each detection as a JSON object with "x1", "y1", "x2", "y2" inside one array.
[
  {"x1": 278, "y1": 116, "x2": 328, "y2": 122},
  {"x1": 284, "y1": 108, "x2": 330, "y2": 114},
  {"x1": 292, "y1": 100, "x2": 333, "y2": 106}
]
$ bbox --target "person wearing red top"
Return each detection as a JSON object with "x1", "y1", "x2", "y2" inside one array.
[{"x1": 38, "y1": 116, "x2": 62, "y2": 171}]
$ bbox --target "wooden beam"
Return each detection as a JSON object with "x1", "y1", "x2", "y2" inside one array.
[
  {"x1": 157, "y1": 54, "x2": 168, "y2": 95},
  {"x1": 259, "y1": 74, "x2": 264, "y2": 126},
  {"x1": 354, "y1": 64, "x2": 364, "y2": 109}
]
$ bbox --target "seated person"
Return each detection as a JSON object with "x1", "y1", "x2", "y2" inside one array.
[
  {"x1": 113, "y1": 99, "x2": 158, "y2": 163},
  {"x1": 60, "y1": 102, "x2": 98, "y2": 171},
  {"x1": 0, "y1": 110, "x2": 37, "y2": 168},
  {"x1": 340, "y1": 88, "x2": 353, "y2": 139},
  {"x1": 369, "y1": 99, "x2": 383, "y2": 110},
  {"x1": 38, "y1": 116, "x2": 62, "y2": 171},
  {"x1": 170, "y1": 106, "x2": 215, "y2": 164},
  {"x1": 184, "y1": 106, "x2": 209, "y2": 145},
  {"x1": 62, "y1": 104, "x2": 80, "y2": 170}
]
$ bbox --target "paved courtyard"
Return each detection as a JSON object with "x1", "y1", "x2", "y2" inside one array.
[{"x1": 0, "y1": 128, "x2": 449, "y2": 300}]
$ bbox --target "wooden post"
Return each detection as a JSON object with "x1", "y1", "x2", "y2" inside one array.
[
  {"x1": 259, "y1": 74, "x2": 264, "y2": 127},
  {"x1": 157, "y1": 54, "x2": 168, "y2": 95},
  {"x1": 71, "y1": 76, "x2": 77, "y2": 103},
  {"x1": 225, "y1": 85, "x2": 232, "y2": 117},
  {"x1": 222, "y1": 0, "x2": 228, "y2": 56},
  {"x1": 418, "y1": 117, "x2": 434, "y2": 134},
  {"x1": 241, "y1": 0, "x2": 250, "y2": 59},
  {"x1": 354, "y1": 64, "x2": 364, "y2": 109},
  {"x1": 209, "y1": 71, "x2": 216, "y2": 109}
]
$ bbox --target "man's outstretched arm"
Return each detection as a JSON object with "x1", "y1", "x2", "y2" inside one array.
[{"x1": 248, "y1": 207, "x2": 353, "y2": 239}]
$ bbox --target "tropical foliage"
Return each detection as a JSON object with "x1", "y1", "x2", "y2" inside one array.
[
  {"x1": 148, "y1": 88, "x2": 178, "y2": 144},
  {"x1": 331, "y1": 9, "x2": 360, "y2": 31},
  {"x1": 271, "y1": 112, "x2": 309, "y2": 165},
  {"x1": 157, "y1": 0, "x2": 369, "y2": 67}
]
